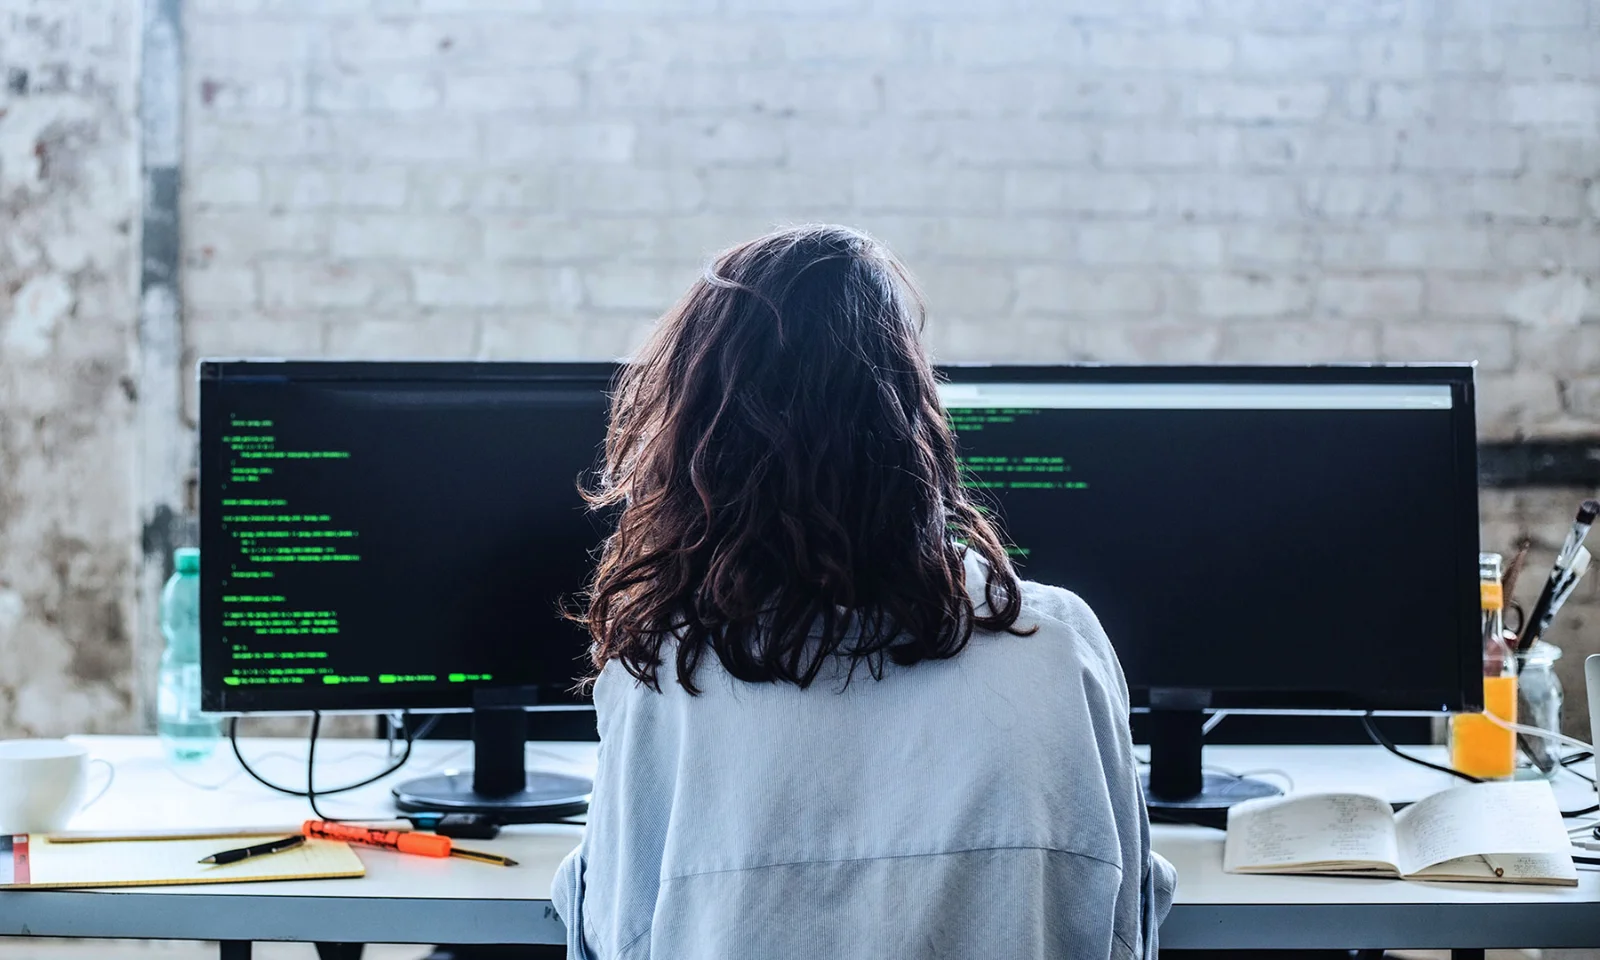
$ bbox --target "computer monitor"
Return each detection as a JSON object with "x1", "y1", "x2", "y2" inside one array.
[
  {"x1": 199, "y1": 361, "x2": 620, "y2": 821},
  {"x1": 937, "y1": 364, "x2": 1482, "y2": 816}
]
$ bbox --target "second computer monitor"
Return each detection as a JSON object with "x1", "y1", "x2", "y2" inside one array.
[{"x1": 938, "y1": 364, "x2": 1481, "y2": 715}]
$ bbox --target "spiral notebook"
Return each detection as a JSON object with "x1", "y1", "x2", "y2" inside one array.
[{"x1": 0, "y1": 835, "x2": 364, "y2": 889}]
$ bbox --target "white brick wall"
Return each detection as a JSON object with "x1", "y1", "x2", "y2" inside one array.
[
  {"x1": 1, "y1": 0, "x2": 142, "y2": 737},
  {"x1": 183, "y1": 0, "x2": 1600, "y2": 443}
]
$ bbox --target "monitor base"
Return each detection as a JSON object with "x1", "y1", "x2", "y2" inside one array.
[
  {"x1": 393, "y1": 770, "x2": 592, "y2": 823},
  {"x1": 1142, "y1": 771, "x2": 1280, "y2": 828}
]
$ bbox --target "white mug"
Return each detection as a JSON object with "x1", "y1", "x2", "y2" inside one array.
[{"x1": 0, "y1": 740, "x2": 114, "y2": 834}]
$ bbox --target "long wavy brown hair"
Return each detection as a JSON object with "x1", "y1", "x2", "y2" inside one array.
[{"x1": 577, "y1": 224, "x2": 1029, "y2": 694}]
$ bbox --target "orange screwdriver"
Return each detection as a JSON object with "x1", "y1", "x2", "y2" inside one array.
[{"x1": 302, "y1": 820, "x2": 517, "y2": 866}]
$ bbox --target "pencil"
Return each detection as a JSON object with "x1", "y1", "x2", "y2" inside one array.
[{"x1": 450, "y1": 847, "x2": 518, "y2": 867}]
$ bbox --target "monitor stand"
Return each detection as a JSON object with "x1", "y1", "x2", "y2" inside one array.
[
  {"x1": 392, "y1": 706, "x2": 592, "y2": 823},
  {"x1": 1142, "y1": 706, "x2": 1279, "y2": 827}
]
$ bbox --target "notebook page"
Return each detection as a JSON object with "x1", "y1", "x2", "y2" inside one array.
[
  {"x1": 1394, "y1": 781, "x2": 1570, "y2": 876},
  {"x1": 1409, "y1": 855, "x2": 1499, "y2": 880},
  {"x1": 1224, "y1": 793, "x2": 1399, "y2": 872},
  {"x1": 14, "y1": 836, "x2": 363, "y2": 889},
  {"x1": 1411, "y1": 853, "x2": 1577, "y2": 885},
  {"x1": 1487, "y1": 853, "x2": 1578, "y2": 884}
]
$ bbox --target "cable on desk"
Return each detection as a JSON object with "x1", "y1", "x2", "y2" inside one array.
[
  {"x1": 1233, "y1": 768, "x2": 1296, "y2": 794},
  {"x1": 306, "y1": 710, "x2": 384, "y2": 822},
  {"x1": 1555, "y1": 748, "x2": 1593, "y2": 787},
  {"x1": 1361, "y1": 715, "x2": 1600, "y2": 816},
  {"x1": 1563, "y1": 752, "x2": 1596, "y2": 785},
  {"x1": 229, "y1": 713, "x2": 434, "y2": 800},
  {"x1": 1478, "y1": 722, "x2": 1600, "y2": 817},
  {"x1": 1479, "y1": 711, "x2": 1596, "y2": 755},
  {"x1": 1361, "y1": 713, "x2": 1482, "y2": 784},
  {"x1": 164, "y1": 758, "x2": 248, "y2": 792}
]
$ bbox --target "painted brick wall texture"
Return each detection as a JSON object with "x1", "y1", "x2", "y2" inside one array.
[
  {"x1": 182, "y1": 0, "x2": 1600, "y2": 443},
  {"x1": 0, "y1": 1, "x2": 141, "y2": 736}
]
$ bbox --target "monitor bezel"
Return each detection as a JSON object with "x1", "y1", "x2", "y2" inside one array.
[{"x1": 936, "y1": 362, "x2": 1482, "y2": 714}]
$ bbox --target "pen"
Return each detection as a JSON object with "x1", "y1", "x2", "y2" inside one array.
[
  {"x1": 199, "y1": 834, "x2": 305, "y2": 865},
  {"x1": 1518, "y1": 499, "x2": 1600, "y2": 651}
]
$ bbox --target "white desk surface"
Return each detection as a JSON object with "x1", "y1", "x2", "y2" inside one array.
[{"x1": 1, "y1": 736, "x2": 1598, "y2": 949}]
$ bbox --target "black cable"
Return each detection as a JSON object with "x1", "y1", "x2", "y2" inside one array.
[
  {"x1": 228, "y1": 712, "x2": 431, "y2": 801},
  {"x1": 1361, "y1": 713, "x2": 1482, "y2": 784},
  {"x1": 1562, "y1": 751, "x2": 1595, "y2": 784},
  {"x1": 307, "y1": 710, "x2": 337, "y2": 821},
  {"x1": 1361, "y1": 716, "x2": 1600, "y2": 817}
]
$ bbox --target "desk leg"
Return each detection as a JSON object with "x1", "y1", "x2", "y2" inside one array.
[
  {"x1": 316, "y1": 944, "x2": 366, "y2": 960},
  {"x1": 219, "y1": 942, "x2": 251, "y2": 960},
  {"x1": 1452, "y1": 950, "x2": 1485, "y2": 960}
]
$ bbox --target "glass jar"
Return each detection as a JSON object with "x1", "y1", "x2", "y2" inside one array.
[{"x1": 1514, "y1": 640, "x2": 1564, "y2": 780}]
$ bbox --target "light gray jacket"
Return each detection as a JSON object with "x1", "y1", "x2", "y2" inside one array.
[{"x1": 553, "y1": 554, "x2": 1176, "y2": 958}]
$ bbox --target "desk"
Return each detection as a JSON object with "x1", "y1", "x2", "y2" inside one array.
[
  {"x1": 1161, "y1": 746, "x2": 1600, "y2": 952},
  {"x1": 0, "y1": 736, "x2": 584, "y2": 952},
  {"x1": 2, "y1": 738, "x2": 1599, "y2": 954}
]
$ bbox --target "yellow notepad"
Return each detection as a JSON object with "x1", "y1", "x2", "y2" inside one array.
[{"x1": 1, "y1": 835, "x2": 364, "y2": 889}]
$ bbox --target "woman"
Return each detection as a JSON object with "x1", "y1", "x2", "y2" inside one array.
[{"x1": 554, "y1": 224, "x2": 1174, "y2": 959}]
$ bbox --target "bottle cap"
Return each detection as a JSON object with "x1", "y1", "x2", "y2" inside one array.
[{"x1": 174, "y1": 547, "x2": 200, "y2": 575}]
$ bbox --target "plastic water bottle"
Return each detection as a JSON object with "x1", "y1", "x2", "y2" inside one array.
[{"x1": 158, "y1": 547, "x2": 220, "y2": 761}]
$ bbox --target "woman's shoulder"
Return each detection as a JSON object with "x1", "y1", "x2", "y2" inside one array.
[
  {"x1": 963, "y1": 549, "x2": 1107, "y2": 653},
  {"x1": 1014, "y1": 578, "x2": 1103, "y2": 638},
  {"x1": 1004, "y1": 578, "x2": 1125, "y2": 691}
]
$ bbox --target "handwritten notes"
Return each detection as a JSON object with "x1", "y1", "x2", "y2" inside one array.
[
  {"x1": 1225, "y1": 781, "x2": 1575, "y2": 886},
  {"x1": 1225, "y1": 793, "x2": 1399, "y2": 873},
  {"x1": 1395, "y1": 781, "x2": 1570, "y2": 876}
]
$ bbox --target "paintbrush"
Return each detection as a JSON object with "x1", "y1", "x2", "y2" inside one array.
[{"x1": 1518, "y1": 500, "x2": 1600, "y2": 652}]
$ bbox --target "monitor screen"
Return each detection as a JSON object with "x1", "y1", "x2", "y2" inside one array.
[
  {"x1": 199, "y1": 362, "x2": 618, "y2": 714},
  {"x1": 939, "y1": 365, "x2": 1481, "y2": 712}
]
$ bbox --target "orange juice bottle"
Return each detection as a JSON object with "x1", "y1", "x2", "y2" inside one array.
[{"x1": 1448, "y1": 553, "x2": 1516, "y2": 779}]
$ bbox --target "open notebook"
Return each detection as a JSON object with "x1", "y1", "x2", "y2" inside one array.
[
  {"x1": 1, "y1": 835, "x2": 364, "y2": 889},
  {"x1": 1224, "y1": 780, "x2": 1577, "y2": 886}
]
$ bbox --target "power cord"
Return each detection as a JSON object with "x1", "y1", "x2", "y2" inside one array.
[
  {"x1": 1361, "y1": 712, "x2": 1482, "y2": 784},
  {"x1": 307, "y1": 711, "x2": 367, "y2": 821},
  {"x1": 1362, "y1": 713, "x2": 1600, "y2": 818},
  {"x1": 229, "y1": 712, "x2": 435, "y2": 819},
  {"x1": 1562, "y1": 752, "x2": 1595, "y2": 785}
]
